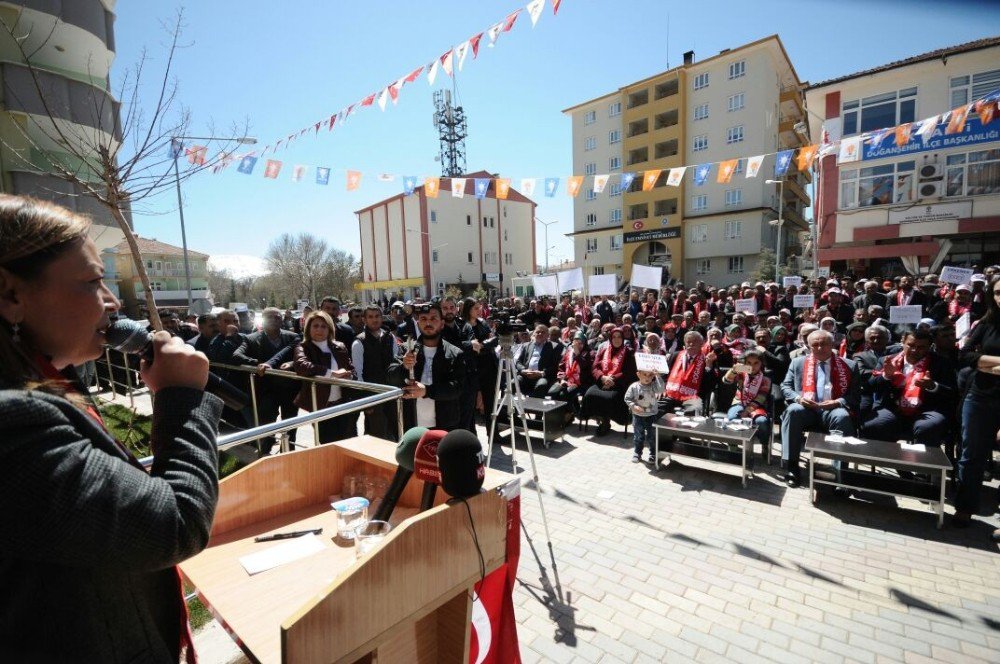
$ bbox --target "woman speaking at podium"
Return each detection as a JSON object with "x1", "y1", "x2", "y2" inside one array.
[{"x1": 0, "y1": 195, "x2": 223, "y2": 662}]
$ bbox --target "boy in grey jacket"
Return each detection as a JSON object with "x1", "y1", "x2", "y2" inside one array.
[{"x1": 625, "y1": 370, "x2": 666, "y2": 463}]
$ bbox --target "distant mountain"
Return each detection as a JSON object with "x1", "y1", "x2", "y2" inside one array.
[{"x1": 208, "y1": 254, "x2": 269, "y2": 279}]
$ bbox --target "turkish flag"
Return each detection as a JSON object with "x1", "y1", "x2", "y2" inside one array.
[{"x1": 468, "y1": 493, "x2": 521, "y2": 664}]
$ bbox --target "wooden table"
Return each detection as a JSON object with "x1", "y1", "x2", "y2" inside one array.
[
  {"x1": 653, "y1": 414, "x2": 759, "y2": 487},
  {"x1": 495, "y1": 395, "x2": 568, "y2": 448},
  {"x1": 805, "y1": 432, "x2": 951, "y2": 528}
]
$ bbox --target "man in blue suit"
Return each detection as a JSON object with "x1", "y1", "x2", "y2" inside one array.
[{"x1": 780, "y1": 329, "x2": 861, "y2": 487}]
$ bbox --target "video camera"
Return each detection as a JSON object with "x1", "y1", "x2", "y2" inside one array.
[{"x1": 488, "y1": 308, "x2": 527, "y2": 344}]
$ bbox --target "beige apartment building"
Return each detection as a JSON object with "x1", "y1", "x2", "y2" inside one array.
[
  {"x1": 564, "y1": 35, "x2": 809, "y2": 287},
  {"x1": 355, "y1": 170, "x2": 536, "y2": 301}
]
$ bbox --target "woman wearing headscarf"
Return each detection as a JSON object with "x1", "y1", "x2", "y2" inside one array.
[{"x1": 582, "y1": 327, "x2": 636, "y2": 435}]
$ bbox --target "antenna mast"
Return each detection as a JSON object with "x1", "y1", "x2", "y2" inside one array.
[{"x1": 432, "y1": 89, "x2": 467, "y2": 178}]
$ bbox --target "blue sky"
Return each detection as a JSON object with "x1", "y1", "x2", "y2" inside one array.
[{"x1": 113, "y1": 0, "x2": 1000, "y2": 270}]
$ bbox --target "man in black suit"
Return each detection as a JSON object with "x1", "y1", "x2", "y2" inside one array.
[
  {"x1": 514, "y1": 323, "x2": 563, "y2": 397},
  {"x1": 320, "y1": 296, "x2": 357, "y2": 348},
  {"x1": 853, "y1": 280, "x2": 887, "y2": 312},
  {"x1": 595, "y1": 294, "x2": 616, "y2": 325},
  {"x1": 824, "y1": 287, "x2": 855, "y2": 331},
  {"x1": 861, "y1": 329, "x2": 956, "y2": 449},
  {"x1": 233, "y1": 307, "x2": 302, "y2": 455},
  {"x1": 886, "y1": 275, "x2": 927, "y2": 312}
]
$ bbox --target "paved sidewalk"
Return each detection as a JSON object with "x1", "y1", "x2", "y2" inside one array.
[{"x1": 126, "y1": 397, "x2": 998, "y2": 662}]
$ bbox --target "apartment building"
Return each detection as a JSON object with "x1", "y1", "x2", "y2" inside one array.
[
  {"x1": 564, "y1": 35, "x2": 808, "y2": 286},
  {"x1": 805, "y1": 37, "x2": 1000, "y2": 275},
  {"x1": 355, "y1": 171, "x2": 536, "y2": 301},
  {"x1": 113, "y1": 236, "x2": 211, "y2": 315}
]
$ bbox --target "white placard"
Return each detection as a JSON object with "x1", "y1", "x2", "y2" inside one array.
[
  {"x1": 939, "y1": 266, "x2": 974, "y2": 285},
  {"x1": 955, "y1": 311, "x2": 971, "y2": 339},
  {"x1": 556, "y1": 267, "x2": 584, "y2": 293},
  {"x1": 630, "y1": 264, "x2": 663, "y2": 290},
  {"x1": 782, "y1": 276, "x2": 802, "y2": 288},
  {"x1": 734, "y1": 298, "x2": 757, "y2": 314},
  {"x1": 531, "y1": 274, "x2": 560, "y2": 297},
  {"x1": 816, "y1": 266, "x2": 831, "y2": 278},
  {"x1": 889, "y1": 305, "x2": 923, "y2": 324},
  {"x1": 588, "y1": 274, "x2": 618, "y2": 296},
  {"x1": 634, "y1": 352, "x2": 669, "y2": 373},
  {"x1": 239, "y1": 533, "x2": 326, "y2": 575},
  {"x1": 793, "y1": 294, "x2": 815, "y2": 308}
]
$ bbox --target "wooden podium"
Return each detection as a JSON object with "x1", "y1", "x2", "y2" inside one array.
[{"x1": 180, "y1": 435, "x2": 515, "y2": 664}]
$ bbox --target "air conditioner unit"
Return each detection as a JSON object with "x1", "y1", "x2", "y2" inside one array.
[
  {"x1": 919, "y1": 180, "x2": 944, "y2": 198},
  {"x1": 919, "y1": 163, "x2": 943, "y2": 180}
]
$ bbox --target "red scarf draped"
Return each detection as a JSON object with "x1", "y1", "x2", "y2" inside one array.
[
  {"x1": 598, "y1": 344, "x2": 627, "y2": 378},
  {"x1": 802, "y1": 353, "x2": 851, "y2": 402},
  {"x1": 883, "y1": 352, "x2": 931, "y2": 417},
  {"x1": 35, "y1": 357, "x2": 198, "y2": 664},
  {"x1": 561, "y1": 349, "x2": 582, "y2": 387},
  {"x1": 737, "y1": 371, "x2": 770, "y2": 418},
  {"x1": 664, "y1": 352, "x2": 705, "y2": 401},
  {"x1": 693, "y1": 301, "x2": 708, "y2": 316},
  {"x1": 896, "y1": 289, "x2": 913, "y2": 306},
  {"x1": 672, "y1": 299, "x2": 687, "y2": 315},
  {"x1": 642, "y1": 302, "x2": 659, "y2": 318},
  {"x1": 839, "y1": 338, "x2": 867, "y2": 358},
  {"x1": 948, "y1": 299, "x2": 971, "y2": 320}
]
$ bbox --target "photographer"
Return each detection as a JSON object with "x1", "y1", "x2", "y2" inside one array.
[{"x1": 0, "y1": 195, "x2": 222, "y2": 662}]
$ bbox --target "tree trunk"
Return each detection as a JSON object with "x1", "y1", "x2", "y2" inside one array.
[{"x1": 108, "y1": 197, "x2": 162, "y2": 331}]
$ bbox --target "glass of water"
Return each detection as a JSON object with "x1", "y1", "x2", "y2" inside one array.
[
  {"x1": 355, "y1": 520, "x2": 392, "y2": 558},
  {"x1": 332, "y1": 497, "x2": 369, "y2": 540}
]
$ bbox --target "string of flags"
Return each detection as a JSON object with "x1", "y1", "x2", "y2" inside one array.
[
  {"x1": 183, "y1": 0, "x2": 564, "y2": 162},
  {"x1": 178, "y1": 87, "x2": 999, "y2": 201}
]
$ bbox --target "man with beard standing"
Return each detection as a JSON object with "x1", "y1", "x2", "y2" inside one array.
[
  {"x1": 440, "y1": 296, "x2": 478, "y2": 432},
  {"x1": 389, "y1": 302, "x2": 465, "y2": 431},
  {"x1": 352, "y1": 304, "x2": 400, "y2": 441}
]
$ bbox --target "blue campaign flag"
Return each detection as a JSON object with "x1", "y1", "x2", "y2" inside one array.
[
  {"x1": 774, "y1": 150, "x2": 794, "y2": 177},
  {"x1": 315, "y1": 166, "x2": 330, "y2": 185},
  {"x1": 694, "y1": 163, "x2": 711, "y2": 186},
  {"x1": 403, "y1": 176, "x2": 417, "y2": 196},
  {"x1": 169, "y1": 138, "x2": 184, "y2": 159},
  {"x1": 620, "y1": 172, "x2": 636, "y2": 191},
  {"x1": 474, "y1": 178, "x2": 490, "y2": 199},
  {"x1": 544, "y1": 177, "x2": 559, "y2": 197},
  {"x1": 236, "y1": 155, "x2": 258, "y2": 175}
]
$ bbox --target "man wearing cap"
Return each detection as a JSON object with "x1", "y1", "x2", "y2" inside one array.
[
  {"x1": 853, "y1": 280, "x2": 887, "y2": 311},
  {"x1": 970, "y1": 274, "x2": 988, "y2": 305},
  {"x1": 931, "y1": 284, "x2": 985, "y2": 323},
  {"x1": 825, "y1": 287, "x2": 855, "y2": 331}
]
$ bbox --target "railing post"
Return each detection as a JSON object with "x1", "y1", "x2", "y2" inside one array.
[
  {"x1": 123, "y1": 352, "x2": 134, "y2": 410},
  {"x1": 397, "y1": 398, "x2": 405, "y2": 441},
  {"x1": 311, "y1": 383, "x2": 320, "y2": 445}
]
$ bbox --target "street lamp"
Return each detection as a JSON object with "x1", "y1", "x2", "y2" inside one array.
[
  {"x1": 172, "y1": 134, "x2": 257, "y2": 309},
  {"x1": 536, "y1": 217, "x2": 558, "y2": 273},
  {"x1": 407, "y1": 228, "x2": 449, "y2": 297},
  {"x1": 766, "y1": 179, "x2": 785, "y2": 282}
]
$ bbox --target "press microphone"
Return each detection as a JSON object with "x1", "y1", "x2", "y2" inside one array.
[
  {"x1": 437, "y1": 430, "x2": 486, "y2": 499},
  {"x1": 413, "y1": 429, "x2": 447, "y2": 511},
  {"x1": 371, "y1": 426, "x2": 426, "y2": 522},
  {"x1": 104, "y1": 319, "x2": 250, "y2": 410}
]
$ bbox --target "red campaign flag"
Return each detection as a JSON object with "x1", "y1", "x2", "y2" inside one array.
[
  {"x1": 360, "y1": 93, "x2": 376, "y2": 107},
  {"x1": 185, "y1": 145, "x2": 207, "y2": 165},
  {"x1": 328, "y1": 114, "x2": 337, "y2": 130},
  {"x1": 502, "y1": 9, "x2": 521, "y2": 32},
  {"x1": 345, "y1": 104, "x2": 356, "y2": 117},
  {"x1": 470, "y1": 32, "x2": 484, "y2": 58},
  {"x1": 553, "y1": 0, "x2": 563, "y2": 14},
  {"x1": 404, "y1": 65, "x2": 424, "y2": 83},
  {"x1": 314, "y1": 122, "x2": 321, "y2": 134},
  {"x1": 387, "y1": 80, "x2": 402, "y2": 103}
]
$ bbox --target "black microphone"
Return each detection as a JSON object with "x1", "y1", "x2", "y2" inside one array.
[
  {"x1": 371, "y1": 426, "x2": 426, "y2": 522},
  {"x1": 437, "y1": 430, "x2": 486, "y2": 499},
  {"x1": 104, "y1": 319, "x2": 250, "y2": 410}
]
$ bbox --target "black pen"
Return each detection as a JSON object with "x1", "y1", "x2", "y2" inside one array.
[{"x1": 254, "y1": 528, "x2": 323, "y2": 543}]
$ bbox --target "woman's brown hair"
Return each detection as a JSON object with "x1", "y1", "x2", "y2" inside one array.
[
  {"x1": 302, "y1": 310, "x2": 337, "y2": 345},
  {"x1": 0, "y1": 195, "x2": 91, "y2": 390}
]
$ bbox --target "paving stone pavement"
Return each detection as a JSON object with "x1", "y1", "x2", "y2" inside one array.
[{"x1": 116, "y1": 385, "x2": 999, "y2": 663}]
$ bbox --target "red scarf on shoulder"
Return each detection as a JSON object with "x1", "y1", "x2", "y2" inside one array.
[
  {"x1": 737, "y1": 371, "x2": 770, "y2": 418},
  {"x1": 598, "y1": 344, "x2": 627, "y2": 378},
  {"x1": 881, "y1": 352, "x2": 931, "y2": 417},
  {"x1": 802, "y1": 353, "x2": 851, "y2": 402},
  {"x1": 664, "y1": 352, "x2": 704, "y2": 401}
]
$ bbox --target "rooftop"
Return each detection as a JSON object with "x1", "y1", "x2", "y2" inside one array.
[
  {"x1": 806, "y1": 36, "x2": 1000, "y2": 90},
  {"x1": 114, "y1": 235, "x2": 209, "y2": 259}
]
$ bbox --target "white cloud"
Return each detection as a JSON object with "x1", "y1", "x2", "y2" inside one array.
[{"x1": 208, "y1": 254, "x2": 270, "y2": 279}]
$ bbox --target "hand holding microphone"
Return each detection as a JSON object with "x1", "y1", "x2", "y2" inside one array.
[{"x1": 139, "y1": 331, "x2": 209, "y2": 393}]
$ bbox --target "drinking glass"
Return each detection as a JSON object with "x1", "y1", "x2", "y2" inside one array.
[
  {"x1": 332, "y1": 497, "x2": 369, "y2": 540},
  {"x1": 355, "y1": 520, "x2": 392, "y2": 558}
]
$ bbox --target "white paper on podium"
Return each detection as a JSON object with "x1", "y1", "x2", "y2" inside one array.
[
  {"x1": 734, "y1": 298, "x2": 757, "y2": 314},
  {"x1": 792, "y1": 294, "x2": 815, "y2": 309},
  {"x1": 631, "y1": 264, "x2": 662, "y2": 290},
  {"x1": 531, "y1": 274, "x2": 559, "y2": 297},
  {"x1": 634, "y1": 352, "x2": 669, "y2": 373},
  {"x1": 955, "y1": 312, "x2": 971, "y2": 339},
  {"x1": 588, "y1": 274, "x2": 618, "y2": 296},
  {"x1": 940, "y1": 266, "x2": 973, "y2": 285},
  {"x1": 557, "y1": 267, "x2": 584, "y2": 293},
  {"x1": 239, "y1": 533, "x2": 326, "y2": 576},
  {"x1": 782, "y1": 276, "x2": 802, "y2": 288},
  {"x1": 889, "y1": 305, "x2": 922, "y2": 324}
]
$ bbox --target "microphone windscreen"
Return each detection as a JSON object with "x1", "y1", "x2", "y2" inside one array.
[
  {"x1": 104, "y1": 319, "x2": 152, "y2": 355},
  {"x1": 437, "y1": 429, "x2": 486, "y2": 499},
  {"x1": 413, "y1": 430, "x2": 447, "y2": 484},
  {"x1": 395, "y1": 427, "x2": 427, "y2": 472}
]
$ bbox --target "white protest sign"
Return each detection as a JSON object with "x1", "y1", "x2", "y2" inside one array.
[
  {"x1": 531, "y1": 274, "x2": 560, "y2": 297},
  {"x1": 734, "y1": 298, "x2": 757, "y2": 314},
  {"x1": 588, "y1": 274, "x2": 618, "y2": 296},
  {"x1": 782, "y1": 276, "x2": 802, "y2": 288},
  {"x1": 630, "y1": 264, "x2": 663, "y2": 291},
  {"x1": 634, "y1": 352, "x2": 669, "y2": 374},
  {"x1": 556, "y1": 267, "x2": 584, "y2": 293},
  {"x1": 939, "y1": 266, "x2": 974, "y2": 285},
  {"x1": 955, "y1": 312, "x2": 971, "y2": 339},
  {"x1": 792, "y1": 294, "x2": 815, "y2": 309},
  {"x1": 816, "y1": 266, "x2": 831, "y2": 278},
  {"x1": 889, "y1": 305, "x2": 923, "y2": 325}
]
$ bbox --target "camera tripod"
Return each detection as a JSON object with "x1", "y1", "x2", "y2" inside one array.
[{"x1": 485, "y1": 332, "x2": 554, "y2": 554}]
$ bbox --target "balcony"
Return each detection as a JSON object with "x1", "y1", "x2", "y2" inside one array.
[
  {"x1": 654, "y1": 139, "x2": 678, "y2": 160},
  {"x1": 782, "y1": 205, "x2": 807, "y2": 229},
  {"x1": 779, "y1": 115, "x2": 809, "y2": 146},
  {"x1": 653, "y1": 199, "x2": 678, "y2": 216},
  {"x1": 654, "y1": 110, "x2": 679, "y2": 130},
  {"x1": 628, "y1": 118, "x2": 649, "y2": 138},
  {"x1": 654, "y1": 79, "x2": 679, "y2": 100},
  {"x1": 627, "y1": 147, "x2": 649, "y2": 166},
  {"x1": 780, "y1": 85, "x2": 806, "y2": 116},
  {"x1": 627, "y1": 89, "x2": 649, "y2": 109},
  {"x1": 785, "y1": 177, "x2": 811, "y2": 207},
  {"x1": 628, "y1": 204, "x2": 649, "y2": 221}
]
